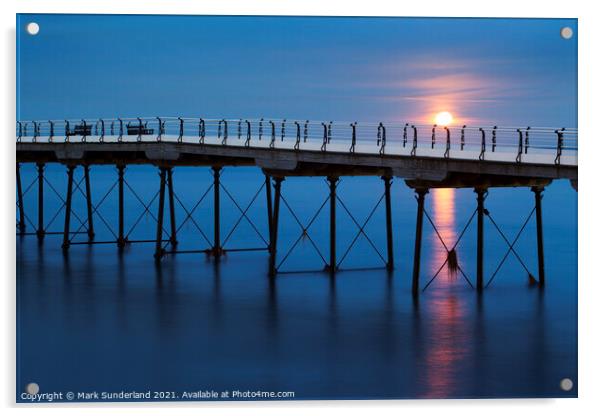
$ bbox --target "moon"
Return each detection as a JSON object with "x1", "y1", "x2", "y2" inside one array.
[{"x1": 435, "y1": 111, "x2": 453, "y2": 126}]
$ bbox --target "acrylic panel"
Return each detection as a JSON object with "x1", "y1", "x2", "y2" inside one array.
[{"x1": 16, "y1": 14, "x2": 578, "y2": 402}]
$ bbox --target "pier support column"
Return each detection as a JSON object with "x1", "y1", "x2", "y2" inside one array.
[
  {"x1": 16, "y1": 163, "x2": 25, "y2": 235},
  {"x1": 36, "y1": 162, "x2": 45, "y2": 240},
  {"x1": 327, "y1": 176, "x2": 339, "y2": 275},
  {"x1": 475, "y1": 187, "x2": 487, "y2": 292},
  {"x1": 269, "y1": 177, "x2": 284, "y2": 277},
  {"x1": 84, "y1": 165, "x2": 95, "y2": 241},
  {"x1": 211, "y1": 167, "x2": 223, "y2": 257},
  {"x1": 412, "y1": 188, "x2": 428, "y2": 297},
  {"x1": 532, "y1": 186, "x2": 545, "y2": 286},
  {"x1": 117, "y1": 165, "x2": 126, "y2": 248},
  {"x1": 265, "y1": 173, "x2": 273, "y2": 254},
  {"x1": 382, "y1": 176, "x2": 394, "y2": 271},
  {"x1": 167, "y1": 167, "x2": 178, "y2": 247},
  {"x1": 154, "y1": 167, "x2": 167, "y2": 262},
  {"x1": 61, "y1": 165, "x2": 75, "y2": 250}
]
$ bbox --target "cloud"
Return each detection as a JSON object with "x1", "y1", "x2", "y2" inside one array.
[{"x1": 347, "y1": 55, "x2": 552, "y2": 124}]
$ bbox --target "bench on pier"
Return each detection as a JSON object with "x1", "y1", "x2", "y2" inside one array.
[
  {"x1": 126, "y1": 122, "x2": 154, "y2": 136},
  {"x1": 67, "y1": 124, "x2": 92, "y2": 136}
]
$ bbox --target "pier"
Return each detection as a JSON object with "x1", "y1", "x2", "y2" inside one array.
[{"x1": 16, "y1": 117, "x2": 578, "y2": 295}]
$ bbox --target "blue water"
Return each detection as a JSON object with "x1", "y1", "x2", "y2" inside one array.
[{"x1": 16, "y1": 163, "x2": 577, "y2": 401}]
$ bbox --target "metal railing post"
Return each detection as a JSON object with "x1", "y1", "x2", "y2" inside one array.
[
  {"x1": 32, "y1": 121, "x2": 38, "y2": 142},
  {"x1": 220, "y1": 119, "x2": 228, "y2": 145},
  {"x1": 245, "y1": 120, "x2": 251, "y2": 147},
  {"x1": 349, "y1": 122, "x2": 357, "y2": 153},
  {"x1": 378, "y1": 123, "x2": 386, "y2": 155},
  {"x1": 178, "y1": 117, "x2": 184, "y2": 143},
  {"x1": 199, "y1": 118, "x2": 205, "y2": 144},
  {"x1": 303, "y1": 120, "x2": 309, "y2": 143},
  {"x1": 294, "y1": 121, "x2": 301, "y2": 150},
  {"x1": 516, "y1": 129, "x2": 524, "y2": 163},
  {"x1": 99, "y1": 119, "x2": 105, "y2": 143},
  {"x1": 81, "y1": 119, "x2": 88, "y2": 142},
  {"x1": 269, "y1": 121, "x2": 276, "y2": 149},
  {"x1": 118, "y1": 118, "x2": 123, "y2": 142},
  {"x1": 479, "y1": 128, "x2": 486, "y2": 161},
  {"x1": 65, "y1": 120, "x2": 70, "y2": 142},
  {"x1": 411, "y1": 125, "x2": 418, "y2": 157},
  {"x1": 431, "y1": 124, "x2": 436, "y2": 149},
  {"x1": 156, "y1": 117, "x2": 163, "y2": 142},
  {"x1": 555, "y1": 127, "x2": 565, "y2": 165},
  {"x1": 444, "y1": 126, "x2": 451, "y2": 158},
  {"x1": 321, "y1": 122, "x2": 328, "y2": 151}
]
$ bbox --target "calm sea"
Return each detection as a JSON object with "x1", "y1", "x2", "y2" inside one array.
[{"x1": 16, "y1": 163, "x2": 577, "y2": 400}]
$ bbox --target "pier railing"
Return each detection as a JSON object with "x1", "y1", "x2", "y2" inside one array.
[{"x1": 16, "y1": 117, "x2": 578, "y2": 166}]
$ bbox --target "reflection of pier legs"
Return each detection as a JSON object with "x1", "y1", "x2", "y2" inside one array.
[
  {"x1": 269, "y1": 177, "x2": 283, "y2": 277},
  {"x1": 475, "y1": 187, "x2": 486, "y2": 292},
  {"x1": 412, "y1": 188, "x2": 428, "y2": 297},
  {"x1": 532, "y1": 186, "x2": 545, "y2": 286}
]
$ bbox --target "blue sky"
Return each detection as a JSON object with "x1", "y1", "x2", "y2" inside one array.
[{"x1": 17, "y1": 14, "x2": 577, "y2": 127}]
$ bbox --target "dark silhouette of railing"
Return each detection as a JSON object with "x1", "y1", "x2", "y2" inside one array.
[{"x1": 16, "y1": 117, "x2": 577, "y2": 166}]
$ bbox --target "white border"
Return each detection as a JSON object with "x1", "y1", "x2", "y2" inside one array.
[{"x1": 2, "y1": 1, "x2": 600, "y2": 415}]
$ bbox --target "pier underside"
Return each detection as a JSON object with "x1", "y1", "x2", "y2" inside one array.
[{"x1": 16, "y1": 141, "x2": 576, "y2": 186}]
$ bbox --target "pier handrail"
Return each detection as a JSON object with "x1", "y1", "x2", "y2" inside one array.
[{"x1": 16, "y1": 116, "x2": 578, "y2": 167}]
